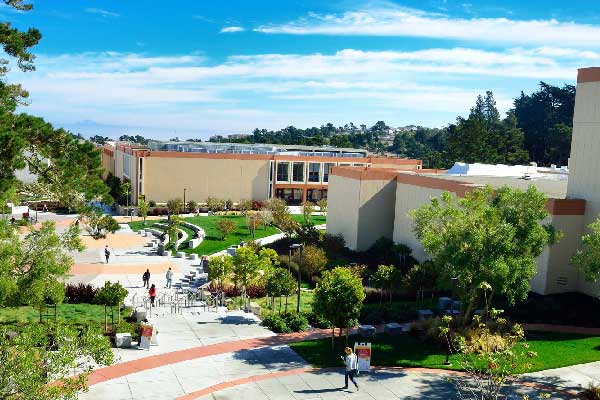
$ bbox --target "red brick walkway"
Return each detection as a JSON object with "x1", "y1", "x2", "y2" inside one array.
[
  {"x1": 174, "y1": 365, "x2": 578, "y2": 400},
  {"x1": 87, "y1": 329, "x2": 333, "y2": 386}
]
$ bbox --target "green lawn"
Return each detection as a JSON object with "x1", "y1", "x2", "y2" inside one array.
[
  {"x1": 0, "y1": 303, "x2": 131, "y2": 326},
  {"x1": 180, "y1": 215, "x2": 280, "y2": 255},
  {"x1": 128, "y1": 214, "x2": 327, "y2": 256},
  {"x1": 289, "y1": 331, "x2": 600, "y2": 373},
  {"x1": 291, "y1": 214, "x2": 327, "y2": 225},
  {"x1": 256, "y1": 290, "x2": 314, "y2": 314}
]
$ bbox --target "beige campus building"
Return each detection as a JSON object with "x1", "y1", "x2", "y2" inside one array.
[
  {"x1": 101, "y1": 141, "x2": 421, "y2": 206},
  {"x1": 327, "y1": 67, "x2": 600, "y2": 296}
]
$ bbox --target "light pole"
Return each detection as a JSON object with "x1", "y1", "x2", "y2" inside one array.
[
  {"x1": 290, "y1": 243, "x2": 303, "y2": 313},
  {"x1": 183, "y1": 188, "x2": 187, "y2": 214}
]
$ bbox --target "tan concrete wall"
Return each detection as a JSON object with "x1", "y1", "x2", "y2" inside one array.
[
  {"x1": 356, "y1": 179, "x2": 397, "y2": 250},
  {"x1": 564, "y1": 78, "x2": 600, "y2": 296},
  {"x1": 541, "y1": 214, "x2": 585, "y2": 294},
  {"x1": 141, "y1": 157, "x2": 270, "y2": 203},
  {"x1": 326, "y1": 175, "x2": 361, "y2": 250},
  {"x1": 101, "y1": 152, "x2": 114, "y2": 178},
  {"x1": 393, "y1": 183, "x2": 447, "y2": 261}
]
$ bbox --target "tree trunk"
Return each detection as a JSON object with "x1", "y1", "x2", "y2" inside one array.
[
  {"x1": 104, "y1": 305, "x2": 108, "y2": 333},
  {"x1": 285, "y1": 296, "x2": 288, "y2": 313},
  {"x1": 279, "y1": 296, "x2": 282, "y2": 314},
  {"x1": 345, "y1": 326, "x2": 349, "y2": 346},
  {"x1": 331, "y1": 327, "x2": 335, "y2": 349}
]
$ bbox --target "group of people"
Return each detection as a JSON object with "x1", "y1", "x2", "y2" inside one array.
[{"x1": 142, "y1": 267, "x2": 175, "y2": 306}]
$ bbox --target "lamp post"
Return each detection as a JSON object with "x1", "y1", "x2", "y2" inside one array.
[
  {"x1": 183, "y1": 188, "x2": 187, "y2": 214},
  {"x1": 289, "y1": 243, "x2": 304, "y2": 313}
]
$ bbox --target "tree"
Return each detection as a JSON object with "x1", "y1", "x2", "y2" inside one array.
[
  {"x1": 446, "y1": 92, "x2": 529, "y2": 165},
  {"x1": 165, "y1": 215, "x2": 183, "y2": 249},
  {"x1": 439, "y1": 307, "x2": 543, "y2": 400},
  {"x1": 294, "y1": 244, "x2": 327, "y2": 281},
  {"x1": 265, "y1": 268, "x2": 295, "y2": 313},
  {"x1": 316, "y1": 198, "x2": 327, "y2": 215},
  {"x1": 411, "y1": 186, "x2": 560, "y2": 325},
  {"x1": 571, "y1": 217, "x2": 600, "y2": 282},
  {"x1": 239, "y1": 199, "x2": 253, "y2": 215},
  {"x1": 313, "y1": 267, "x2": 365, "y2": 346},
  {"x1": 89, "y1": 135, "x2": 110, "y2": 145},
  {"x1": 0, "y1": 322, "x2": 113, "y2": 400},
  {"x1": 369, "y1": 264, "x2": 401, "y2": 303},
  {"x1": 167, "y1": 198, "x2": 183, "y2": 215},
  {"x1": 301, "y1": 201, "x2": 315, "y2": 224},
  {"x1": 278, "y1": 214, "x2": 300, "y2": 239},
  {"x1": 513, "y1": 82, "x2": 575, "y2": 165},
  {"x1": 187, "y1": 199, "x2": 198, "y2": 214},
  {"x1": 80, "y1": 207, "x2": 120, "y2": 239},
  {"x1": 138, "y1": 198, "x2": 150, "y2": 226},
  {"x1": 216, "y1": 218, "x2": 236, "y2": 240},
  {"x1": 206, "y1": 197, "x2": 225, "y2": 213},
  {"x1": 208, "y1": 256, "x2": 233, "y2": 306},
  {"x1": 120, "y1": 181, "x2": 131, "y2": 215},
  {"x1": 94, "y1": 281, "x2": 128, "y2": 331},
  {"x1": 245, "y1": 211, "x2": 262, "y2": 239},
  {"x1": 266, "y1": 198, "x2": 289, "y2": 225},
  {"x1": 0, "y1": 220, "x2": 84, "y2": 310},
  {"x1": 231, "y1": 247, "x2": 278, "y2": 311}
]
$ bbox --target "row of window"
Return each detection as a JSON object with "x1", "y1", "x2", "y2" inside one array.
[{"x1": 271, "y1": 161, "x2": 366, "y2": 184}]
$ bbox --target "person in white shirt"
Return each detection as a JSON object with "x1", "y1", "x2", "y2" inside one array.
[
  {"x1": 165, "y1": 267, "x2": 174, "y2": 288},
  {"x1": 340, "y1": 347, "x2": 359, "y2": 391}
]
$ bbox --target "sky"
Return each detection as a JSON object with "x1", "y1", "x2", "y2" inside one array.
[{"x1": 2, "y1": 0, "x2": 599, "y2": 139}]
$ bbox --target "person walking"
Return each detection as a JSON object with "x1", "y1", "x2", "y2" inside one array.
[
  {"x1": 340, "y1": 347, "x2": 359, "y2": 391},
  {"x1": 143, "y1": 269, "x2": 151, "y2": 288},
  {"x1": 165, "y1": 267, "x2": 173, "y2": 288},
  {"x1": 104, "y1": 245, "x2": 111, "y2": 264},
  {"x1": 149, "y1": 284, "x2": 157, "y2": 307}
]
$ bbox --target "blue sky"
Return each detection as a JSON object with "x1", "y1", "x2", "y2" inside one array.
[{"x1": 2, "y1": 0, "x2": 599, "y2": 139}]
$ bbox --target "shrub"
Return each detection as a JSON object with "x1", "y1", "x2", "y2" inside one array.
[
  {"x1": 224, "y1": 286, "x2": 242, "y2": 297},
  {"x1": 282, "y1": 312, "x2": 309, "y2": 332},
  {"x1": 148, "y1": 200, "x2": 157, "y2": 207},
  {"x1": 581, "y1": 384, "x2": 600, "y2": 400},
  {"x1": 252, "y1": 200, "x2": 264, "y2": 211},
  {"x1": 307, "y1": 311, "x2": 332, "y2": 328},
  {"x1": 246, "y1": 285, "x2": 266, "y2": 299},
  {"x1": 225, "y1": 199, "x2": 233, "y2": 210},
  {"x1": 322, "y1": 233, "x2": 346, "y2": 256},
  {"x1": 261, "y1": 313, "x2": 291, "y2": 333},
  {"x1": 65, "y1": 283, "x2": 98, "y2": 304}
]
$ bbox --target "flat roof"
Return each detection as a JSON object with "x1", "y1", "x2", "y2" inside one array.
[{"x1": 419, "y1": 174, "x2": 569, "y2": 199}]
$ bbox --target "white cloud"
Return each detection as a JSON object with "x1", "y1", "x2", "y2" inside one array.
[
  {"x1": 84, "y1": 8, "x2": 119, "y2": 18},
  {"x1": 8, "y1": 46, "x2": 582, "y2": 135},
  {"x1": 255, "y1": 6, "x2": 600, "y2": 48},
  {"x1": 220, "y1": 26, "x2": 245, "y2": 33}
]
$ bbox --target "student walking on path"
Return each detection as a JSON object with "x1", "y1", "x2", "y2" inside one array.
[
  {"x1": 104, "y1": 245, "x2": 111, "y2": 264},
  {"x1": 341, "y1": 347, "x2": 359, "y2": 391},
  {"x1": 143, "y1": 269, "x2": 151, "y2": 288},
  {"x1": 149, "y1": 284, "x2": 157, "y2": 306},
  {"x1": 165, "y1": 267, "x2": 173, "y2": 288}
]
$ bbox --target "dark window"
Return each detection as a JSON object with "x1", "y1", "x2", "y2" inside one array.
[
  {"x1": 276, "y1": 162, "x2": 289, "y2": 182},
  {"x1": 308, "y1": 163, "x2": 320, "y2": 182},
  {"x1": 307, "y1": 189, "x2": 327, "y2": 202},
  {"x1": 323, "y1": 163, "x2": 335, "y2": 183},
  {"x1": 275, "y1": 188, "x2": 303, "y2": 206},
  {"x1": 292, "y1": 162, "x2": 305, "y2": 182}
]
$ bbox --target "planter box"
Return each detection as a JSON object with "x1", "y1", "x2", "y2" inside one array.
[{"x1": 115, "y1": 333, "x2": 132, "y2": 348}]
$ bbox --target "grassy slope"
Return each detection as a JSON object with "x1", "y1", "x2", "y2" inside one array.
[
  {"x1": 256, "y1": 290, "x2": 314, "y2": 315},
  {"x1": 0, "y1": 303, "x2": 130, "y2": 325},
  {"x1": 290, "y1": 331, "x2": 600, "y2": 373}
]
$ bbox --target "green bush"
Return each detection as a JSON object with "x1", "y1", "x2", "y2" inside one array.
[
  {"x1": 261, "y1": 313, "x2": 291, "y2": 333},
  {"x1": 307, "y1": 312, "x2": 332, "y2": 328},
  {"x1": 148, "y1": 200, "x2": 157, "y2": 207},
  {"x1": 282, "y1": 312, "x2": 309, "y2": 332}
]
